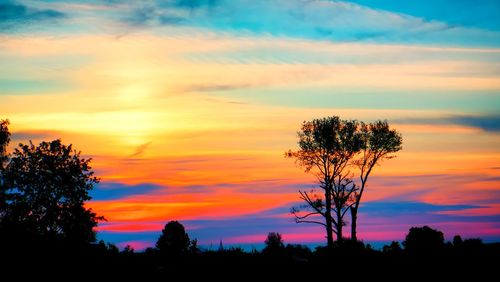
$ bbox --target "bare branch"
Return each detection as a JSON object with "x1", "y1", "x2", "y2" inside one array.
[
  {"x1": 294, "y1": 212, "x2": 321, "y2": 220},
  {"x1": 295, "y1": 219, "x2": 327, "y2": 227}
]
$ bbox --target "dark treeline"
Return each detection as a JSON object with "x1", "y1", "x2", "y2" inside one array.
[
  {"x1": 4, "y1": 221, "x2": 499, "y2": 279},
  {"x1": 0, "y1": 118, "x2": 498, "y2": 278}
]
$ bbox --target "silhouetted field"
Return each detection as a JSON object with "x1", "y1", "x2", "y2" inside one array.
[{"x1": 3, "y1": 240, "x2": 498, "y2": 279}]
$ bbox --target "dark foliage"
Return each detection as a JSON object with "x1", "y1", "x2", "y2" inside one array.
[
  {"x1": 0, "y1": 122, "x2": 103, "y2": 252},
  {"x1": 156, "y1": 220, "x2": 196, "y2": 256},
  {"x1": 263, "y1": 232, "x2": 285, "y2": 255},
  {"x1": 286, "y1": 116, "x2": 362, "y2": 245},
  {"x1": 382, "y1": 241, "x2": 403, "y2": 254},
  {"x1": 403, "y1": 225, "x2": 445, "y2": 254},
  {"x1": 1, "y1": 140, "x2": 102, "y2": 242}
]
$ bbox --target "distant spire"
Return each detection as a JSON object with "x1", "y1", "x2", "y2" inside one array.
[{"x1": 218, "y1": 240, "x2": 224, "y2": 251}]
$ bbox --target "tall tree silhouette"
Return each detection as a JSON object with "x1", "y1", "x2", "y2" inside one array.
[
  {"x1": 0, "y1": 119, "x2": 9, "y2": 166},
  {"x1": 156, "y1": 220, "x2": 191, "y2": 256},
  {"x1": 286, "y1": 117, "x2": 362, "y2": 246},
  {"x1": 350, "y1": 120, "x2": 402, "y2": 241},
  {"x1": 0, "y1": 119, "x2": 11, "y2": 219},
  {"x1": 1, "y1": 139, "x2": 103, "y2": 247}
]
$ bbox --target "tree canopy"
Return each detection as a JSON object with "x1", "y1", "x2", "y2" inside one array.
[
  {"x1": 0, "y1": 138, "x2": 103, "y2": 248},
  {"x1": 403, "y1": 226, "x2": 445, "y2": 254},
  {"x1": 287, "y1": 116, "x2": 402, "y2": 246},
  {"x1": 156, "y1": 220, "x2": 192, "y2": 256},
  {"x1": 263, "y1": 232, "x2": 285, "y2": 254},
  {"x1": 287, "y1": 116, "x2": 362, "y2": 246},
  {"x1": 350, "y1": 120, "x2": 402, "y2": 241}
]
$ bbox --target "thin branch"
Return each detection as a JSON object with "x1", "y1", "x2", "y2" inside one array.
[
  {"x1": 299, "y1": 190, "x2": 325, "y2": 217},
  {"x1": 295, "y1": 220, "x2": 327, "y2": 227},
  {"x1": 341, "y1": 202, "x2": 356, "y2": 218},
  {"x1": 294, "y1": 212, "x2": 320, "y2": 220}
]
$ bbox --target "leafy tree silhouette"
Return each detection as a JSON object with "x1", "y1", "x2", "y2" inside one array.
[
  {"x1": 382, "y1": 241, "x2": 403, "y2": 254},
  {"x1": 263, "y1": 232, "x2": 285, "y2": 255},
  {"x1": 453, "y1": 235, "x2": 463, "y2": 247},
  {"x1": 1, "y1": 137, "x2": 103, "y2": 250},
  {"x1": 403, "y1": 226, "x2": 445, "y2": 255},
  {"x1": 156, "y1": 220, "x2": 193, "y2": 256},
  {"x1": 286, "y1": 116, "x2": 362, "y2": 246},
  {"x1": 0, "y1": 119, "x2": 11, "y2": 218},
  {"x1": 461, "y1": 238, "x2": 484, "y2": 255},
  {"x1": 121, "y1": 245, "x2": 135, "y2": 254},
  {"x1": 350, "y1": 120, "x2": 402, "y2": 242}
]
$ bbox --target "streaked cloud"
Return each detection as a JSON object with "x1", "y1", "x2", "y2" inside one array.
[
  {"x1": 129, "y1": 142, "x2": 152, "y2": 158},
  {"x1": 0, "y1": 0, "x2": 65, "y2": 30},
  {"x1": 116, "y1": 0, "x2": 500, "y2": 47},
  {"x1": 91, "y1": 182, "x2": 164, "y2": 201},
  {"x1": 96, "y1": 199, "x2": 500, "y2": 249},
  {"x1": 10, "y1": 129, "x2": 61, "y2": 142},
  {"x1": 394, "y1": 115, "x2": 500, "y2": 132}
]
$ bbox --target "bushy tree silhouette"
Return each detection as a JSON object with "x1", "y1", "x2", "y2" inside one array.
[
  {"x1": 1, "y1": 137, "x2": 103, "y2": 249},
  {"x1": 403, "y1": 226, "x2": 445, "y2": 254},
  {"x1": 263, "y1": 232, "x2": 285, "y2": 255},
  {"x1": 156, "y1": 220, "x2": 191, "y2": 256},
  {"x1": 383, "y1": 241, "x2": 402, "y2": 254},
  {"x1": 453, "y1": 235, "x2": 463, "y2": 247}
]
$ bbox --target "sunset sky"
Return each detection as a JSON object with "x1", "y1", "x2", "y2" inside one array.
[{"x1": 1, "y1": 0, "x2": 499, "y2": 250}]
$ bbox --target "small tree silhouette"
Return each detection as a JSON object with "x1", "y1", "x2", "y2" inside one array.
[
  {"x1": 383, "y1": 241, "x2": 402, "y2": 254},
  {"x1": 453, "y1": 235, "x2": 463, "y2": 247},
  {"x1": 156, "y1": 221, "x2": 191, "y2": 256},
  {"x1": 121, "y1": 245, "x2": 135, "y2": 254},
  {"x1": 263, "y1": 232, "x2": 285, "y2": 255},
  {"x1": 0, "y1": 119, "x2": 11, "y2": 220}
]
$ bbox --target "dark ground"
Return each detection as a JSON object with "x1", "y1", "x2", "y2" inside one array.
[{"x1": 3, "y1": 243, "x2": 499, "y2": 280}]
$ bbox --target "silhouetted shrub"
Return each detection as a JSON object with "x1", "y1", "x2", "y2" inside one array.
[
  {"x1": 403, "y1": 226, "x2": 445, "y2": 255},
  {"x1": 156, "y1": 221, "x2": 191, "y2": 256},
  {"x1": 461, "y1": 238, "x2": 484, "y2": 254},
  {"x1": 121, "y1": 245, "x2": 135, "y2": 254},
  {"x1": 285, "y1": 244, "x2": 312, "y2": 261},
  {"x1": 453, "y1": 235, "x2": 463, "y2": 247},
  {"x1": 383, "y1": 241, "x2": 402, "y2": 254},
  {"x1": 263, "y1": 232, "x2": 285, "y2": 255}
]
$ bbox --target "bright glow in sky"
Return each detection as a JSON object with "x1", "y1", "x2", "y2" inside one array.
[{"x1": 1, "y1": 0, "x2": 499, "y2": 250}]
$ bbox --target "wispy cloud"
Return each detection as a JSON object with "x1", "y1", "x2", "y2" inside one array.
[
  {"x1": 0, "y1": 1, "x2": 65, "y2": 30},
  {"x1": 184, "y1": 83, "x2": 252, "y2": 92},
  {"x1": 91, "y1": 182, "x2": 164, "y2": 201},
  {"x1": 394, "y1": 115, "x2": 500, "y2": 132},
  {"x1": 10, "y1": 129, "x2": 61, "y2": 142},
  {"x1": 129, "y1": 141, "x2": 152, "y2": 158},
  {"x1": 115, "y1": 0, "x2": 500, "y2": 47}
]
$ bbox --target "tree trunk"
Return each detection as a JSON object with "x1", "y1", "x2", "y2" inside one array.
[
  {"x1": 325, "y1": 190, "x2": 334, "y2": 248},
  {"x1": 336, "y1": 209, "x2": 343, "y2": 243},
  {"x1": 351, "y1": 206, "x2": 358, "y2": 242}
]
